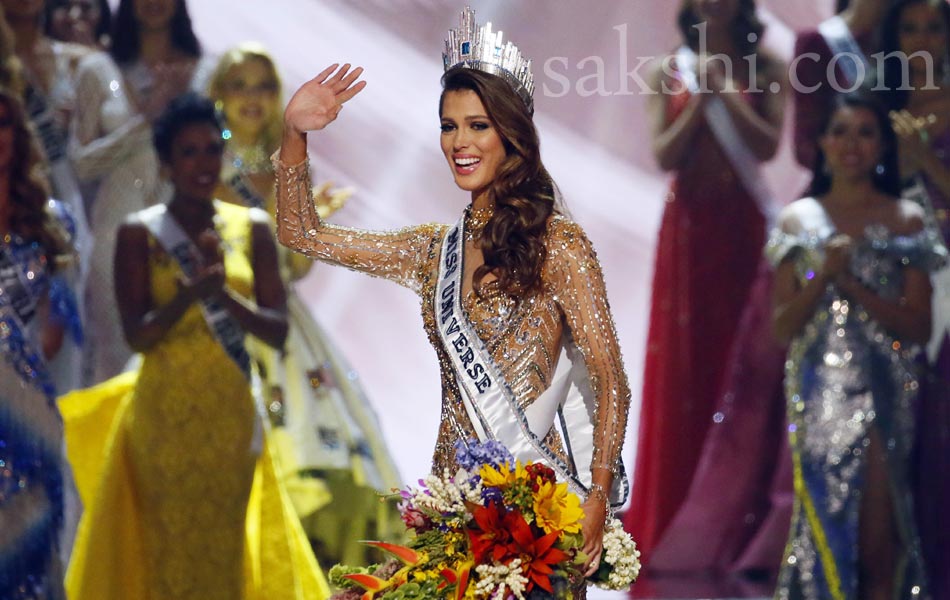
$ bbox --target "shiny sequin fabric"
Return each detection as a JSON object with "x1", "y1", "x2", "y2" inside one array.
[
  {"x1": 767, "y1": 222, "x2": 945, "y2": 600},
  {"x1": 273, "y1": 155, "x2": 630, "y2": 490},
  {"x1": 0, "y1": 232, "x2": 66, "y2": 599}
]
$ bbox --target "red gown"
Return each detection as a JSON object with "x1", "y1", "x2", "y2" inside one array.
[{"x1": 624, "y1": 79, "x2": 766, "y2": 564}]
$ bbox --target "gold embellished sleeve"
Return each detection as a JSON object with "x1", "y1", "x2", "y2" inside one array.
[
  {"x1": 546, "y1": 218, "x2": 631, "y2": 476},
  {"x1": 273, "y1": 152, "x2": 442, "y2": 294}
]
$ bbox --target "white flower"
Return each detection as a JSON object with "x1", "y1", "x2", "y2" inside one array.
[
  {"x1": 474, "y1": 559, "x2": 529, "y2": 600},
  {"x1": 593, "y1": 518, "x2": 641, "y2": 590},
  {"x1": 407, "y1": 469, "x2": 481, "y2": 522}
]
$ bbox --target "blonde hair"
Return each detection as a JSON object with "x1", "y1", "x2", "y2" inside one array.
[
  {"x1": 0, "y1": 6, "x2": 25, "y2": 95},
  {"x1": 207, "y1": 42, "x2": 283, "y2": 153}
]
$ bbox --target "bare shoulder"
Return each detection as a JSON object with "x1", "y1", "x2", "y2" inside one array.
[
  {"x1": 647, "y1": 53, "x2": 679, "y2": 94},
  {"x1": 116, "y1": 215, "x2": 149, "y2": 249}
]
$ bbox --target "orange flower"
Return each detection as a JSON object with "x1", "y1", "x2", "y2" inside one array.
[
  {"x1": 503, "y1": 511, "x2": 570, "y2": 593},
  {"x1": 468, "y1": 502, "x2": 570, "y2": 593}
]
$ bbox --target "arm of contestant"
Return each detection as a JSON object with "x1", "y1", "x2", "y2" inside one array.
[
  {"x1": 273, "y1": 64, "x2": 441, "y2": 293},
  {"x1": 68, "y1": 53, "x2": 152, "y2": 182},
  {"x1": 547, "y1": 219, "x2": 632, "y2": 573},
  {"x1": 216, "y1": 209, "x2": 288, "y2": 350},
  {"x1": 114, "y1": 219, "x2": 223, "y2": 352}
]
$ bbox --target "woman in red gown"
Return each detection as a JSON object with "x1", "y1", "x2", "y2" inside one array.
[{"x1": 625, "y1": 0, "x2": 786, "y2": 576}]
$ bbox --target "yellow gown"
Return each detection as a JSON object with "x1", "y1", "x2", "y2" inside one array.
[{"x1": 59, "y1": 201, "x2": 330, "y2": 600}]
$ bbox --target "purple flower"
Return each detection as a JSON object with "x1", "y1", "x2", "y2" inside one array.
[
  {"x1": 454, "y1": 439, "x2": 514, "y2": 471},
  {"x1": 481, "y1": 486, "x2": 504, "y2": 504}
]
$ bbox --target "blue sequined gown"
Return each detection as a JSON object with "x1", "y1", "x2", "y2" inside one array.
[
  {"x1": 0, "y1": 205, "x2": 82, "y2": 599},
  {"x1": 768, "y1": 218, "x2": 944, "y2": 600}
]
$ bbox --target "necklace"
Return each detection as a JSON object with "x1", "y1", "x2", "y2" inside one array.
[{"x1": 466, "y1": 204, "x2": 494, "y2": 241}]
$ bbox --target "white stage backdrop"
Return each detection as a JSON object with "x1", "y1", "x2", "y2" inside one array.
[{"x1": 184, "y1": 0, "x2": 832, "y2": 493}]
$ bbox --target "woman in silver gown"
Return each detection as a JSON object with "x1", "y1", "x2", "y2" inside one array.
[{"x1": 770, "y1": 92, "x2": 941, "y2": 600}]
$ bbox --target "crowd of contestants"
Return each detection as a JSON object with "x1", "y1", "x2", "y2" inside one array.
[
  {"x1": 1, "y1": 0, "x2": 949, "y2": 599},
  {"x1": 628, "y1": 0, "x2": 950, "y2": 599},
  {"x1": 0, "y1": 0, "x2": 401, "y2": 598}
]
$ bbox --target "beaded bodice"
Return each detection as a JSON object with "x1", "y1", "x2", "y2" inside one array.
[{"x1": 273, "y1": 156, "x2": 631, "y2": 480}]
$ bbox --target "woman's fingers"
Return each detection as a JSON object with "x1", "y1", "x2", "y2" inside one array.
[
  {"x1": 339, "y1": 66, "x2": 364, "y2": 89},
  {"x1": 583, "y1": 544, "x2": 602, "y2": 576},
  {"x1": 328, "y1": 63, "x2": 352, "y2": 88},
  {"x1": 314, "y1": 63, "x2": 339, "y2": 85},
  {"x1": 337, "y1": 80, "x2": 367, "y2": 104}
]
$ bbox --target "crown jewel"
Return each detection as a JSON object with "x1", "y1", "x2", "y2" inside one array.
[{"x1": 443, "y1": 6, "x2": 535, "y2": 114}]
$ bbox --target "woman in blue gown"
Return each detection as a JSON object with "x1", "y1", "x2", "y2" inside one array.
[
  {"x1": 0, "y1": 85, "x2": 80, "y2": 599},
  {"x1": 770, "y1": 92, "x2": 940, "y2": 600}
]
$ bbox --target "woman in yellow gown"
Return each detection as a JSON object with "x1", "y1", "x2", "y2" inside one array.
[
  {"x1": 59, "y1": 93, "x2": 330, "y2": 599},
  {"x1": 208, "y1": 43, "x2": 403, "y2": 568}
]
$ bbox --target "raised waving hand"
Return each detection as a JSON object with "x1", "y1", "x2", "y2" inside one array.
[{"x1": 284, "y1": 63, "x2": 366, "y2": 135}]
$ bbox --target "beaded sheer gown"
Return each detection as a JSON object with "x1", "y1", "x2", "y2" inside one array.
[{"x1": 272, "y1": 155, "x2": 630, "y2": 512}]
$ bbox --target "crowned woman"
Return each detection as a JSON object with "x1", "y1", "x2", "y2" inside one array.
[{"x1": 275, "y1": 7, "x2": 632, "y2": 596}]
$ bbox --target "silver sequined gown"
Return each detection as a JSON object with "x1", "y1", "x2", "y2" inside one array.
[
  {"x1": 272, "y1": 155, "x2": 630, "y2": 504},
  {"x1": 768, "y1": 223, "x2": 944, "y2": 600}
]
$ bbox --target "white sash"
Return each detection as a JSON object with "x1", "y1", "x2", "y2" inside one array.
[
  {"x1": 0, "y1": 242, "x2": 41, "y2": 325},
  {"x1": 223, "y1": 153, "x2": 267, "y2": 210},
  {"x1": 139, "y1": 203, "x2": 266, "y2": 453},
  {"x1": 817, "y1": 15, "x2": 868, "y2": 90},
  {"x1": 139, "y1": 204, "x2": 252, "y2": 379},
  {"x1": 675, "y1": 46, "x2": 778, "y2": 227},
  {"x1": 435, "y1": 219, "x2": 628, "y2": 506}
]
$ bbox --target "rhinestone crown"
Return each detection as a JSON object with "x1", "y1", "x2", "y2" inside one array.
[{"x1": 443, "y1": 6, "x2": 535, "y2": 114}]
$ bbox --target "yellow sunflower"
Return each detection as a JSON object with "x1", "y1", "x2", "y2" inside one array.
[
  {"x1": 532, "y1": 480, "x2": 583, "y2": 534},
  {"x1": 479, "y1": 460, "x2": 527, "y2": 488}
]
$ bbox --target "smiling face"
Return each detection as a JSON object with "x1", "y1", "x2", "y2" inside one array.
[
  {"x1": 898, "y1": 2, "x2": 949, "y2": 75},
  {"x1": 819, "y1": 105, "x2": 883, "y2": 183},
  {"x1": 217, "y1": 57, "x2": 280, "y2": 141},
  {"x1": 440, "y1": 89, "x2": 507, "y2": 199},
  {"x1": 165, "y1": 122, "x2": 224, "y2": 203}
]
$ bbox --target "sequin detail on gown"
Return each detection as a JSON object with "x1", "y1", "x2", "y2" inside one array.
[{"x1": 767, "y1": 221, "x2": 944, "y2": 600}]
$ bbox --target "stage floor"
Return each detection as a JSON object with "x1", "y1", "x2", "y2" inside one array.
[{"x1": 590, "y1": 571, "x2": 774, "y2": 600}]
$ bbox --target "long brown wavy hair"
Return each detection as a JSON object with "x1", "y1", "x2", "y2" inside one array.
[
  {"x1": 440, "y1": 67, "x2": 558, "y2": 298},
  {"x1": 0, "y1": 87, "x2": 68, "y2": 269}
]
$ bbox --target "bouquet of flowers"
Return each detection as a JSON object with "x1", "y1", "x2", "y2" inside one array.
[{"x1": 329, "y1": 440, "x2": 639, "y2": 599}]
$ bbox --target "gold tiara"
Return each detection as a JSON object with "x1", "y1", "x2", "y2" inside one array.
[{"x1": 442, "y1": 6, "x2": 535, "y2": 114}]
